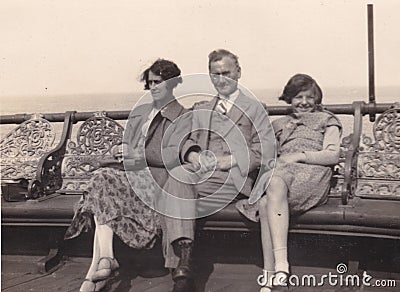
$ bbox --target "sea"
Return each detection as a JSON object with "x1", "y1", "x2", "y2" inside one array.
[{"x1": 1, "y1": 86, "x2": 398, "y2": 141}]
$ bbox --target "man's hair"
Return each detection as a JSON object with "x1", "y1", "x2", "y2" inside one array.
[{"x1": 208, "y1": 49, "x2": 241, "y2": 71}]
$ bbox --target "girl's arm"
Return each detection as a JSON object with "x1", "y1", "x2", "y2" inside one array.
[
  {"x1": 278, "y1": 125, "x2": 341, "y2": 166},
  {"x1": 302, "y1": 125, "x2": 341, "y2": 165}
]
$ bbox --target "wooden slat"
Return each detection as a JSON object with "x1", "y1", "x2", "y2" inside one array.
[{"x1": 3, "y1": 255, "x2": 399, "y2": 292}]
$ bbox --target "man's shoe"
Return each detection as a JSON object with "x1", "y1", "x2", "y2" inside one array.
[
  {"x1": 172, "y1": 277, "x2": 195, "y2": 292},
  {"x1": 172, "y1": 240, "x2": 194, "y2": 280}
]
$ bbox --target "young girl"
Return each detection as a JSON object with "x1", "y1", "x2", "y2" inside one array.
[{"x1": 238, "y1": 74, "x2": 342, "y2": 291}]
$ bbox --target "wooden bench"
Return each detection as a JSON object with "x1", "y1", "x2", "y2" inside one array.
[{"x1": 1, "y1": 101, "x2": 400, "y2": 273}]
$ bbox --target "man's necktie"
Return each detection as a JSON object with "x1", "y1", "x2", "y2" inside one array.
[{"x1": 216, "y1": 99, "x2": 228, "y2": 114}]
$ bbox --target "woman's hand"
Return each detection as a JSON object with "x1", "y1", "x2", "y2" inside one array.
[
  {"x1": 278, "y1": 152, "x2": 306, "y2": 164},
  {"x1": 124, "y1": 158, "x2": 147, "y2": 171},
  {"x1": 112, "y1": 144, "x2": 124, "y2": 162}
]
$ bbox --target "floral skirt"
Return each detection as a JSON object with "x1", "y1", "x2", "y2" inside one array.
[
  {"x1": 236, "y1": 161, "x2": 332, "y2": 221},
  {"x1": 64, "y1": 167, "x2": 161, "y2": 249}
]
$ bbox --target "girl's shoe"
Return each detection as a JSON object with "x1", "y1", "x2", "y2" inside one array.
[
  {"x1": 272, "y1": 271, "x2": 290, "y2": 291},
  {"x1": 91, "y1": 257, "x2": 120, "y2": 282},
  {"x1": 259, "y1": 270, "x2": 289, "y2": 292},
  {"x1": 258, "y1": 269, "x2": 273, "y2": 292},
  {"x1": 273, "y1": 271, "x2": 289, "y2": 287}
]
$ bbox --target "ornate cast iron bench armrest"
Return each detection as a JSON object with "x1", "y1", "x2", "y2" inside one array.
[
  {"x1": 355, "y1": 103, "x2": 400, "y2": 199},
  {"x1": 30, "y1": 111, "x2": 76, "y2": 198},
  {"x1": 0, "y1": 112, "x2": 73, "y2": 200},
  {"x1": 341, "y1": 102, "x2": 364, "y2": 205}
]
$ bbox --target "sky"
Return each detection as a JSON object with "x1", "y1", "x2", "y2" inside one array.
[{"x1": 0, "y1": 0, "x2": 399, "y2": 108}]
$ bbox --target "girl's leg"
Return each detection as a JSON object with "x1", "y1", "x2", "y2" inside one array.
[
  {"x1": 266, "y1": 176, "x2": 290, "y2": 276},
  {"x1": 259, "y1": 195, "x2": 275, "y2": 292}
]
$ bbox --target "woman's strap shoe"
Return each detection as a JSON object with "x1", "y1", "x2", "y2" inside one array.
[
  {"x1": 80, "y1": 279, "x2": 102, "y2": 292},
  {"x1": 91, "y1": 257, "x2": 120, "y2": 283},
  {"x1": 80, "y1": 279, "x2": 95, "y2": 292}
]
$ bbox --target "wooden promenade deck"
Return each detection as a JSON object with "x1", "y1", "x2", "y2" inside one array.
[{"x1": 2, "y1": 227, "x2": 400, "y2": 291}]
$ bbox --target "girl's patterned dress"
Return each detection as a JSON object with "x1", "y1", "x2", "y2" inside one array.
[{"x1": 237, "y1": 110, "x2": 342, "y2": 220}]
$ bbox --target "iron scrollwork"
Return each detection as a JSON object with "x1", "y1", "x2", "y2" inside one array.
[
  {"x1": 59, "y1": 112, "x2": 124, "y2": 194},
  {"x1": 0, "y1": 114, "x2": 55, "y2": 181},
  {"x1": 356, "y1": 104, "x2": 400, "y2": 198},
  {"x1": 66, "y1": 111, "x2": 123, "y2": 156}
]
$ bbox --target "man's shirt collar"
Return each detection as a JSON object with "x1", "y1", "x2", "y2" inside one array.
[{"x1": 219, "y1": 89, "x2": 240, "y2": 102}]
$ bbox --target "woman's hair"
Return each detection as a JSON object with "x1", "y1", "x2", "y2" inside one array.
[
  {"x1": 141, "y1": 59, "x2": 182, "y2": 90},
  {"x1": 279, "y1": 74, "x2": 323, "y2": 104}
]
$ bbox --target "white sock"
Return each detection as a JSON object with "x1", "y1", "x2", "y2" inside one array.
[{"x1": 273, "y1": 247, "x2": 289, "y2": 273}]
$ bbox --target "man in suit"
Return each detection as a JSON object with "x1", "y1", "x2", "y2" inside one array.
[{"x1": 162, "y1": 49, "x2": 275, "y2": 292}]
